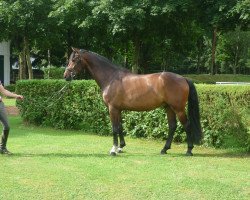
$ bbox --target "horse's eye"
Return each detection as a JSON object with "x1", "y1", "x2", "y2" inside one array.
[{"x1": 73, "y1": 57, "x2": 79, "y2": 62}]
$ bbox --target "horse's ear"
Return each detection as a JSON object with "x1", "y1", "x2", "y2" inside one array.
[{"x1": 71, "y1": 47, "x2": 80, "y2": 53}]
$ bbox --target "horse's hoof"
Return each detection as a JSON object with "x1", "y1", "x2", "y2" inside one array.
[
  {"x1": 186, "y1": 152, "x2": 193, "y2": 156},
  {"x1": 117, "y1": 148, "x2": 123, "y2": 153},
  {"x1": 110, "y1": 152, "x2": 117, "y2": 156},
  {"x1": 160, "y1": 150, "x2": 167, "y2": 155}
]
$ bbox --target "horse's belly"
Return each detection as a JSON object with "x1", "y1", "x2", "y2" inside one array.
[{"x1": 122, "y1": 93, "x2": 164, "y2": 111}]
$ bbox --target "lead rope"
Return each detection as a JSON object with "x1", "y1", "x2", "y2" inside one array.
[
  {"x1": 16, "y1": 82, "x2": 68, "y2": 119},
  {"x1": 46, "y1": 71, "x2": 75, "y2": 108},
  {"x1": 18, "y1": 74, "x2": 74, "y2": 115},
  {"x1": 46, "y1": 81, "x2": 72, "y2": 108}
]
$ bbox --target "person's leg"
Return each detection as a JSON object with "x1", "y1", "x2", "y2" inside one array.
[{"x1": 0, "y1": 102, "x2": 11, "y2": 154}]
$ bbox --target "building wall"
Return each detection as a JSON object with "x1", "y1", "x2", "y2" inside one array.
[{"x1": 0, "y1": 41, "x2": 10, "y2": 85}]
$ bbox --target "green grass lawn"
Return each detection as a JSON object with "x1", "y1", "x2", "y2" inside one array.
[
  {"x1": 0, "y1": 116, "x2": 249, "y2": 200},
  {"x1": 2, "y1": 98, "x2": 16, "y2": 106}
]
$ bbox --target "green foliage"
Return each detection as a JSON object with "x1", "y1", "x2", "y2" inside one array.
[
  {"x1": 43, "y1": 67, "x2": 65, "y2": 79},
  {"x1": 216, "y1": 29, "x2": 250, "y2": 74},
  {"x1": 0, "y1": 0, "x2": 53, "y2": 46},
  {"x1": 1, "y1": 0, "x2": 249, "y2": 74},
  {"x1": 16, "y1": 80, "x2": 250, "y2": 151}
]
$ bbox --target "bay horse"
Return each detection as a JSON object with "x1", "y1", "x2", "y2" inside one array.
[{"x1": 64, "y1": 48, "x2": 202, "y2": 156}]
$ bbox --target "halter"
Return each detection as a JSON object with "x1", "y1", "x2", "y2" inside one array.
[
  {"x1": 65, "y1": 67, "x2": 76, "y2": 81},
  {"x1": 65, "y1": 49, "x2": 88, "y2": 81}
]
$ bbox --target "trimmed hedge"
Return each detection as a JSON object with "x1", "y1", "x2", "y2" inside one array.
[
  {"x1": 197, "y1": 85, "x2": 249, "y2": 149},
  {"x1": 184, "y1": 74, "x2": 250, "y2": 84},
  {"x1": 16, "y1": 80, "x2": 250, "y2": 151},
  {"x1": 16, "y1": 80, "x2": 110, "y2": 134}
]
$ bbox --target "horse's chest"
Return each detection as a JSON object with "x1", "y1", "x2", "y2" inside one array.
[{"x1": 102, "y1": 86, "x2": 123, "y2": 104}]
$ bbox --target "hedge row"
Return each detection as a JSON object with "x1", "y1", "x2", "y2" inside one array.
[{"x1": 16, "y1": 80, "x2": 250, "y2": 151}]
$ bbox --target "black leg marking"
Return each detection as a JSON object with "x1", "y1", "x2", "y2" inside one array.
[{"x1": 161, "y1": 108, "x2": 177, "y2": 154}]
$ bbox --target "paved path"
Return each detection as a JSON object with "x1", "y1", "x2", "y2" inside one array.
[{"x1": 5, "y1": 106, "x2": 19, "y2": 116}]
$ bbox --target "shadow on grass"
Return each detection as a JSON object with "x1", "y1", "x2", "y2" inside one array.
[
  {"x1": 10, "y1": 152, "x2": 109, "y2": 158},
  {"x1": 161, "y1": 151, "x2": 249, "y2": 158},
  {"x1": 191, "y1": 152, "x2": 250, "y2": 158},
  {"x1": 8, "y1": 151, "x2": 249, "y2": 159}
]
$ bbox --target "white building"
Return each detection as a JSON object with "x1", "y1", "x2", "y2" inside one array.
[{"x1": 0, "y1": 41, "x2": 10, "y2": 85}]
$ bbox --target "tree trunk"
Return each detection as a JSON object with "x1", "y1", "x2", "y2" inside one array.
[
  {"x1": 132, "y1": 38, "x2": 140, "y2": 73},
  {"x1": 24, "y1": 37, "x2": 33, "y2": 79},
  {"x1": 211, "y1": 26, "x2": 217, "y2": 75},
  {"x1": 233, "y1": 34, "x2": 240, "y2": 75},
  {"x1": 48, "y1": 49, "x2": 51, "y2": 67},
  {"x1": 67, "y1": 29, "x2": 73, "y2": 63},
  {"x1": 196, "y1": 37, "x2": 203, "y2": 74},
  {"x1": 18, "y1": 49, "x2": 26, "y2": 80},
  {"x1": 124, "y1": 43, "x2": 128, "y2": 68},
  {"x1": 233, "y1": 49, "x2": 238, "y2": 75}
]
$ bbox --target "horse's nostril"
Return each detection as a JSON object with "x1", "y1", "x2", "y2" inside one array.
[{"x1": 64, "y1": 76, "x2": 72, "y2": 81}]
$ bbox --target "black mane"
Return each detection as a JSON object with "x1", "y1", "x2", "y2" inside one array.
[{"x1": 82, "y1": 49, "x2": 131, "y2": 73}]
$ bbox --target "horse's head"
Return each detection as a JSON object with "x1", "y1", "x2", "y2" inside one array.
[{"x1": 64, "y1": 47, "x2": 86, "y2": 81}]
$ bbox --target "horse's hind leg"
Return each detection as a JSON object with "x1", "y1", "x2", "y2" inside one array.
[
  {"x1": 161, "y1": 108, "x2": 177, "y2": 154},
  {"x1": 118, "y1": 123, "x2": 126, "y2": 153},
  {"x1": 176, "y1": 111, "x2": 194, "y2": 156}
]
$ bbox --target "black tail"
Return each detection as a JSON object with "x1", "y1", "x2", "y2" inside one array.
[{"x1": 186, "y1": 79, "x2": 202, "y2": 144}]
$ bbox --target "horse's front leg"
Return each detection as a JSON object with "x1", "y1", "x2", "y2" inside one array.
[{"x1": 109, "y1": 107, "x2": 125, "y2": 156}]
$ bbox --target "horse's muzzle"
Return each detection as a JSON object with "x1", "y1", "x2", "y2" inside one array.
[
  {"x1": 64, "y1": 70, "x2": 75, "y2": 81},
  {"x1": 64, "y1": 76, "x2": 73, "y2": 81}
]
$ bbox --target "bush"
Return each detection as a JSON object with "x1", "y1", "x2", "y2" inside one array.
[
  {"x1": 43, "y1": 67, "x2": 65, "y2": 79},
  {"x1": 16, "y1": 80, "x2": 250, "y2": 151}
]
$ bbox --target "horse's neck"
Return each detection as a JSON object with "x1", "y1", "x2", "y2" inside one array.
[{"x1": 84, "y1": 54, "x2": 119, "y2": 90}]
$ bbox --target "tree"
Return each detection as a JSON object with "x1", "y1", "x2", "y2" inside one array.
[
  {"x1": 195, "y1": 0, "x2": 248, "y2": 74},
  {"x1": 0, "y1": 0, "x2": 53, "y2": 79},
  {"x1": 85, "y1": 0, "x2": 200, "y2": 73},
  {"x1": 217, "y1": 28, "x2": 250, "y2": 74},
  {"x1": 1, "y1": 0, "x2": 248, "y2": 77}
]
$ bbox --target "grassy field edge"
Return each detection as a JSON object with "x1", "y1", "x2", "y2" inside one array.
[{"x1": 0, "y1": 116, "x2": 249, "y2": 200}]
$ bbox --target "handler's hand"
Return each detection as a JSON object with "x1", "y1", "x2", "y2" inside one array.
[{"x1": 16, "y1": 95, "x2": 24, "y2": 100}]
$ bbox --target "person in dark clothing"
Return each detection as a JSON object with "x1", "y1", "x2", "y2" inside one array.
[{"x1": 0, "y1": 80, "x2": 23, "y2": 154}]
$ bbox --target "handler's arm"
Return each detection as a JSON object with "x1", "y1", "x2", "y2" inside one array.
[{"x1": 0, "y1": 84, "x2": 23, "y2": 99}]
